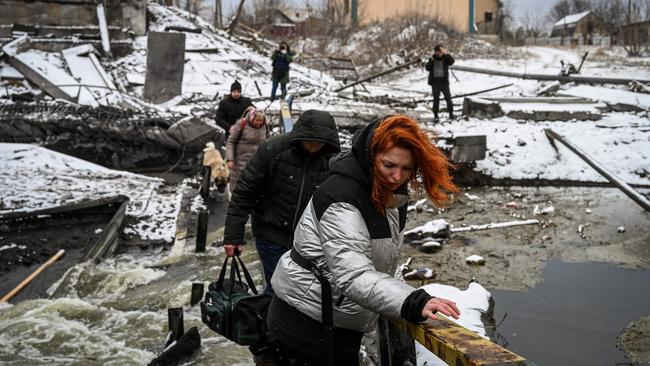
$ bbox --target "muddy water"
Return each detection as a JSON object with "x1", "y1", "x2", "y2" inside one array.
[
  {"x1": 403, "y1": 186, "x2": 650, "y2": 364},
  {"x1": 490, "y1": 260, "x2": 650, "y2": 366}
]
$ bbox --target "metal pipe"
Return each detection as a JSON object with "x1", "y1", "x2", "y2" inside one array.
[
  {"x1": 451, "y1": 64, "x2": 650, "y2": 85},
  {"x1": 334, "y1": 59, "x2": 421, "y2": 92},
  {"x1": 544, "y1": 128, "x2": 650, "y2": 212}
]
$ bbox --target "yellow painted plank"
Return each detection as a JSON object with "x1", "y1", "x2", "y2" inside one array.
[{"x1": 393, "y1": 317, "x2": 527, "y2": 366}]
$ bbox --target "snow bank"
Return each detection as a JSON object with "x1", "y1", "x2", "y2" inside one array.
[{"x1": 0, "y1": 143, "x2": 181, "y2": 242}]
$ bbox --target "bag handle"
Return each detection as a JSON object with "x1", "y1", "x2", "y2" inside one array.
[
  {"x1": 215, "y1": 254, "x2": 259, "y2": 295},
  {"x1": 215, "y1": 256, "x2": 243, "y2": 293},
  {"x1": 229, "y1": 255, "x2": 240, "y2": 294},
  {"x1": 235, "y1": 254, "x2": 258, "y2": 295},
  {"x1": 215, "y1": 256, "x2": 230, "y2": 291}
]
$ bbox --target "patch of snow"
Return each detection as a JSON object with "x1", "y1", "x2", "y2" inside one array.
[
  {"x1": 0, "y1": 143, "x2": 182, "y2": 243},
  {"x1": 416, "y1": 282, "x2": 492, "y2": 365},
  {"x1": 465, "y1": 255, "x2": 485, "y2": 265},
  {"x1": 405, "y1": 219, "x2": 450, "y2": 236}
]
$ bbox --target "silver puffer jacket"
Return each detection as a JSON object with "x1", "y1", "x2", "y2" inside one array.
[
  {"x1": 271, "y1": 118, "x2": 418, "y2": 333},
  {"x1": 271, "y1": 198, "x2": 414, "y2": 332}
]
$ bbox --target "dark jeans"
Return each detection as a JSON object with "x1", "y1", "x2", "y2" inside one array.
[
  {"x1": 432, "y1": 82, "x2": 453, "y2": 118},
  {"x1": 270, "y1": 80, "x2": 287, "y2": 102},
  {"x1": 255, "y1": 239, "x2": 288, "y2": 295}
]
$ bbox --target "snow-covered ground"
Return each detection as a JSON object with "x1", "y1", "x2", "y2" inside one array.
[{"x1": 0, "y1": 144, "x2": 182, "y2": 242}]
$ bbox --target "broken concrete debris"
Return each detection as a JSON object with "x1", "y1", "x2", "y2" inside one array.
[{"x1": 2, "y1": 37, "x2": 123, "y2": 106}]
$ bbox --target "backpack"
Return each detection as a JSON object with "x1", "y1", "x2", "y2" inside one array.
[
  {"x1": 233, "y1": 117, "x2": 270, "y2": 148},
  {"x1": 200, "y1": 255, "x2": 271, "y2": 346}
]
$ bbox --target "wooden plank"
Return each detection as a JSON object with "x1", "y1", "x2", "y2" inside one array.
[
  {"x1": 334, "y1": 58, "x2": 420, "y2": 92},
  {"x1": 82, "y1": 200, "x2": 129, "y2": 263},
  {"x1": 0, "y1": 195, "x2": 129, "y2": 220},
  {"x1": 393, "y1": 317, "x2": 527, "y2": 366},
  {"x1": 279, "y1": 98, "x2": 294, "y2": 133},
  {"x1": 544, "y1": 128, "x2": 650, "y2": 212}
]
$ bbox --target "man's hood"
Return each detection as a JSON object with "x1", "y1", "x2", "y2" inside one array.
[
  {"x1": 329, "y1": 118, "x2": 381, "y2": 186},
  {"x1": 290, "y1": 109, "x2": 341, "y2": 154}
]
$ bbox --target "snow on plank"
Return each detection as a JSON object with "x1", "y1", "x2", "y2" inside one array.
[
  {"x1": 559, "y1": 85, "x2": 650, "y2": 111},
  {"x1": 61, "y1": 44, "x2": 120, "y2": 107},
  {"x1": 2, "y1": 36, "x2": 79, "y2": 102}
]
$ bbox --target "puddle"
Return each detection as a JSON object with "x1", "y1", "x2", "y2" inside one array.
[{"x1": 490, "y1": 260, "x2": 650, "y2": 366}]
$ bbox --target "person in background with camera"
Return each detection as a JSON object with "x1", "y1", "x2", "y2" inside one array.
[
  {"x1": 270, "y1": 41, "x2": 294, "y2": 102},
  {"x1": 266, "y1": 115, "x2": 461, "y2": 365},
  {"x1": 426, "y1": 44, "x2": 455, "y2": 122}
]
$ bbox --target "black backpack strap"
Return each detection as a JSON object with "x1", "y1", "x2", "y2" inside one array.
[{"x1": 290, "y1": 248, "x2": 334, "y2": 366}]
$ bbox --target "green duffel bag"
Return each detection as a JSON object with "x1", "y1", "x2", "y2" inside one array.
[{"x1": 200, "y1": 255, "x2": 271, "y2": 346}]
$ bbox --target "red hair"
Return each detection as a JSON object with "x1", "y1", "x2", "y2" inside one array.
[{"x1": 370, "y1": 115, "x2": 458, "y2": 213}]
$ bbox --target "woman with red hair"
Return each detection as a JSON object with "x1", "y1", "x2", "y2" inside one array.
[{"x1": 263, "y1": 115, "x2": 460, "y2": 365}]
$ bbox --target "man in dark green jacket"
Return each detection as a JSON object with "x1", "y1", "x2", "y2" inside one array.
[{"x1": 223, "y1": 109, "x2": 340, "y2": 294}]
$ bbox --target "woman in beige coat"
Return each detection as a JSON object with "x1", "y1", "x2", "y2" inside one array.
[{"x1": 226, "y1": 108, "x2": 269, "y2": 192}]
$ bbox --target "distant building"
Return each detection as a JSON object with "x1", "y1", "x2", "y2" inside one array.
[
  {"x1": 622, "y1": 20, "x2": 650, "y2": 46},
  {"x1": 335, "y1": 0, "x2": 501, "y2": 34},
  {"x1": 550, "y1": 11, "x2": 605, "y2": 46},
  {"x1": 269, "y1": 8, "x2": 317, "y2": 37}
]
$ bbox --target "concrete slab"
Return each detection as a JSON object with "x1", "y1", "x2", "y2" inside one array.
[
  {"x1": 61, "y1": 44, "x2": 119, "y2": 106},
  {"x1": 144, "y1": 32, "x2": 186, "y2": 104}
]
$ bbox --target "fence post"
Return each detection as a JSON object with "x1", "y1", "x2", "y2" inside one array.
[
  {"x1": 190, "y1": 282, "x2": 204, "y2": 306},
  {"x1": 167, "y1": 307, "x2": 184, "y2": 344},
  {"x1": 196, "y1": 210, "x2": 208, "y2": 252}
]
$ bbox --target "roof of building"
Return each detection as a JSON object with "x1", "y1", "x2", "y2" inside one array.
[
  {"x1": 553, "y1": 11, "x2": 591, "y2": 27},
  {"x1": 273, "y1": 8, "x2": 313, "y2": 24}
]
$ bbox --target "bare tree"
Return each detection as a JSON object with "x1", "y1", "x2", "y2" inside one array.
[
  {"x1": 547, "y1": 0, "x2": 591, "y2": 22},
  {"x1": 590, "y1": 0, "x2": 626, "y2": 39},
  {"x1": 227, "y1": 0, "x2": 247, "y2": 33},
  {"x1": 623, "y1": 0, "x2": 650, "y2": 56},
  {"x1": 521, "y1": 8, "x2": 548, "y2": 38}
]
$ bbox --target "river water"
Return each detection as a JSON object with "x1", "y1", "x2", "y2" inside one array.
[
  {"x1": 490, "y1": 260, "x2": 650, "y2": 366},
  {"x1": 0, "y1": 235, "x2": 259, "y2": 365}
]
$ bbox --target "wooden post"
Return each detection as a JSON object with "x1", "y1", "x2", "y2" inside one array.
[
  {"x1": 190, "y1": 282, "x2": 204, "y2": 306},
  {"x1": 167, "y1": 307, "x2": 184, "y2": 343},
  {"x1": 196, "y1": 210, "x2": 208, "y2": 252},
  {"x1": 1, "y1": 249, "x2": 65, "y2": 303}
]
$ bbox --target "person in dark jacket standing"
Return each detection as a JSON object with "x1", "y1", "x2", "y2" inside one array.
[
  {"x1": 270, "y1": 41, "x2": 294, "y2": 102},
  {"x1": 222, "y1": 109, "x2": 341, "y2": 295},
  {"x1": 425, "y1": 44, "x2": 455, "y2": 122},
  {"x1": 216, "y1": 80, "x2": 254, "y2": 137},
  {"x1": 267, "y1": 115, "x2": 460, "y2": 365}
]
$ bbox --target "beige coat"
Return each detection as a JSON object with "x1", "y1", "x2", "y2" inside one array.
[{"x1": 226, "y1": 119, "x2": 268, "y2": 192}]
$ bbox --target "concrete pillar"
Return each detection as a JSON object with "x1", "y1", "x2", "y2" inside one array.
[{"x1": 144, "y1": 32, "x2": 185, "y2": 104}]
